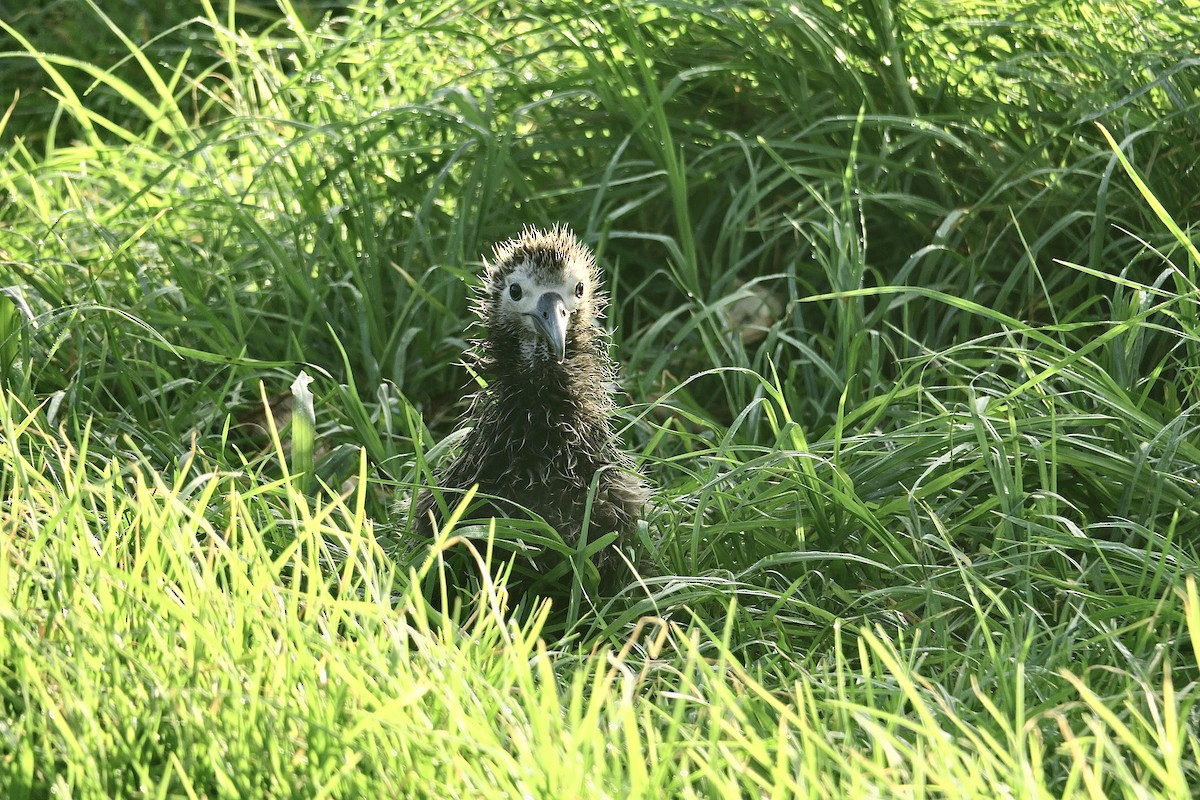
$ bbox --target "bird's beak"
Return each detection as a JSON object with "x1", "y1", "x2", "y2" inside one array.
[{"x1": 531, "y1": 291, "x2": 569, "y2": 363}]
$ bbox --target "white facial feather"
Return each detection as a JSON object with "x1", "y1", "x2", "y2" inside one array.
[{"x1": 500, "y1": 261, "x2": 588, "y2": 318}]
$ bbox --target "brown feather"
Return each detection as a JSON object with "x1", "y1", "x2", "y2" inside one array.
[{"x1": 413, "y1": 226, "x2": 648, "y2": 576}]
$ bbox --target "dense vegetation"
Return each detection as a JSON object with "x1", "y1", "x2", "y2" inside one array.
[{"x1": 2, "y1": 0, "x2": 1198, "y2": 796}]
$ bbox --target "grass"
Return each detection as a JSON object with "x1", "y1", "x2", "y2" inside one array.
[{"x1": 1, "y1": 0, "x2": 1199, "y2": 796}]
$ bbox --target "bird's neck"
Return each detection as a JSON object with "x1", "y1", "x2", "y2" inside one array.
[
  {"x1": 492, "y1": 356, "x2": 592, "y2": 411},
  {"x1": 480, "y1": 331, "x2": 612, "y2": 421}
]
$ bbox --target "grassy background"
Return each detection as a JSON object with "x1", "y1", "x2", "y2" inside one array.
[{"x1": 2, "y1": 0, "x2": 1199, "y2": 796}]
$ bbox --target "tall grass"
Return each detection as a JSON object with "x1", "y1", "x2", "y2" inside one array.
[
  {"x1": 1, "y1": 0, "x2": 1198, "y2": 796},
  {"x1": 1, "y1": 392, "x2": 1196, "y2": 796}
]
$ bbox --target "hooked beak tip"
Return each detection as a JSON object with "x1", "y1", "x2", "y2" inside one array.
[{"x1": 531, "y1": 291, "x2": 569, "y2": 363}]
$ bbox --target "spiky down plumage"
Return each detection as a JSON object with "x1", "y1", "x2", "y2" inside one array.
[{"x1": 413, "y1": 226, "x2": 647, "y2": 575}]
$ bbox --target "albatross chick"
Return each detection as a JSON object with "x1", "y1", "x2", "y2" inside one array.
[{"x1": 413, "y1": 226, "x2": 647, "y2": 580}]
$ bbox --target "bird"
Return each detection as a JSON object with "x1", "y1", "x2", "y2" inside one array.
[{"x1": 412, "y1": 225, "x2": 648, "y2": 584}]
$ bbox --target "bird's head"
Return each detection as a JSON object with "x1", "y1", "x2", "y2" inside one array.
[{"x1": 480, "y1": 226, "x2": 605, "y2": 367}]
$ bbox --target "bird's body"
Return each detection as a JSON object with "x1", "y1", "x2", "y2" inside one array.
[{"x1": 413, "y1": 226, "x2": 646, "y2": 576}]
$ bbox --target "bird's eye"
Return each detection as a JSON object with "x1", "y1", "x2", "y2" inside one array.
[
  {"x1": 509, "y1": 283, "x2": 523, "y2": 301},
  {"x1": 574, "y1": 281, "x2": 585, "y2": 298}
]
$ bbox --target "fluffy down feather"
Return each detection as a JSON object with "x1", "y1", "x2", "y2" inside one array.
[{"x1": 413, "y1": 226, "x2": 647, "y2": 575}]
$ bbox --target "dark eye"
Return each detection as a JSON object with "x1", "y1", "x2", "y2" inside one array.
[
  {"x1": 574, "y1": 281, "x2": 585, "y2": 298},
  {"x1": 509, "y1": 283, "x2": 523, "y2": 301}
]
